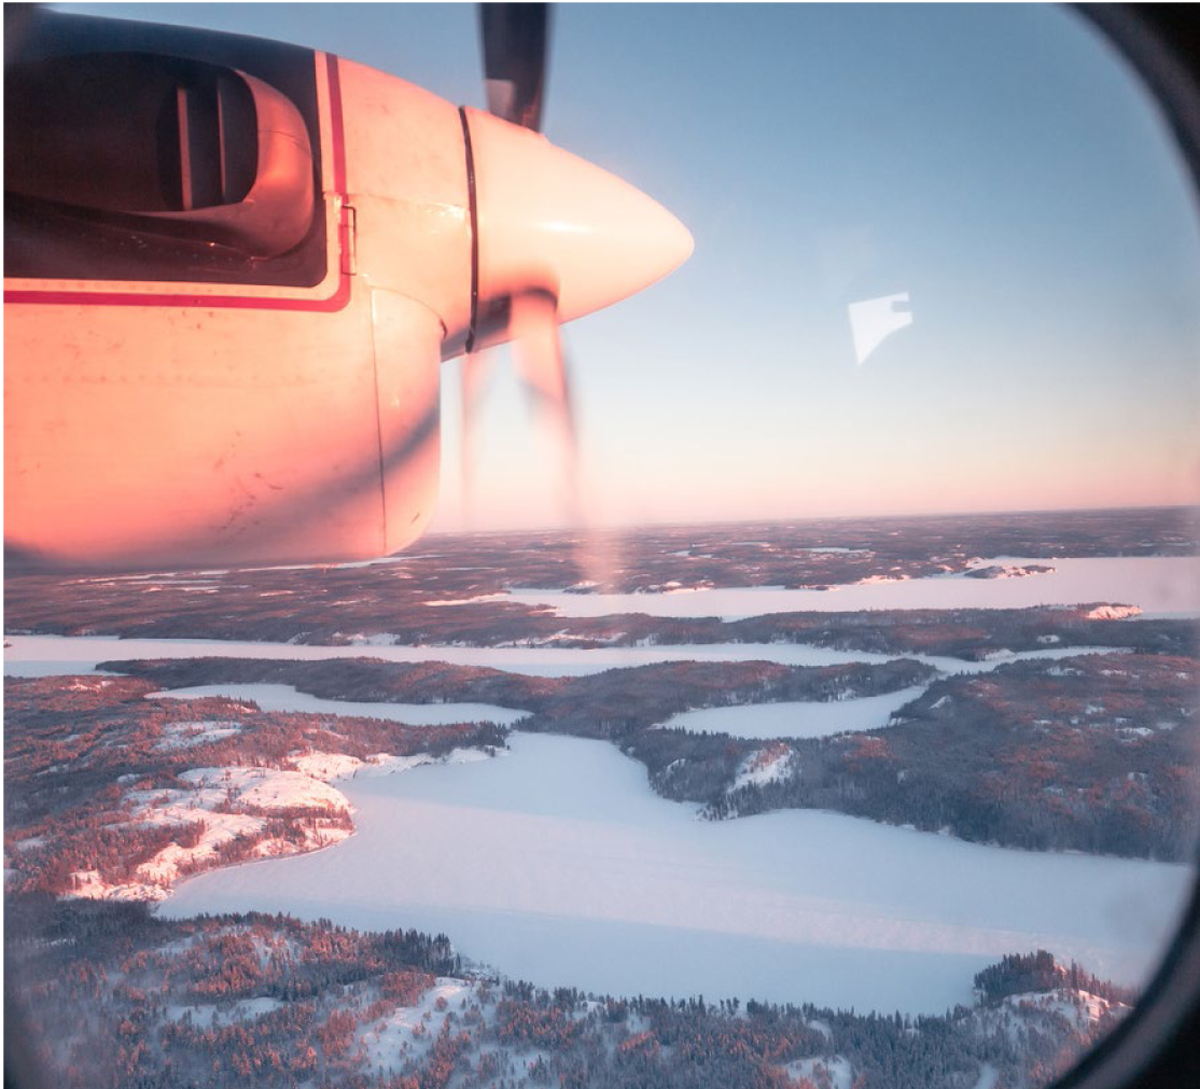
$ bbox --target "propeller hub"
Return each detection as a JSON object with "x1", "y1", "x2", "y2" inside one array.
[{"x1": 462, "y1": 106, "x2": 693, "y2": 334}]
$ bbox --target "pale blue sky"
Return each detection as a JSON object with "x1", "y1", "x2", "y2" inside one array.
[{"x1": 54, "y1": 3, "x2": 1200, "y2": 529}]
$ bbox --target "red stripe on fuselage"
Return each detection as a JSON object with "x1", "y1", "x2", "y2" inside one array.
[{"x1": 3, "y1": 54, "x2": 352, "y2": 314}]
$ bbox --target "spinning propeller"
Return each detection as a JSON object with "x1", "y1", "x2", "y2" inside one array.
[{"x1": 460, "y1": 4, "x2": 692, "y2": 532}]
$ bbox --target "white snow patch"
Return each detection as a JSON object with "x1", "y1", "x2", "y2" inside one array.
[
  {"x1": 1084, "y1": 605, "x2": 1143, "y2": 621},
  {"x1": 971, "y1": 1063, "x2": 1000, "y2": 1089},
  {"x1": 67, "y1": 869, "x2": 170, "y2": 903},
  {"x1": 731, "y1": 745, "x2": 796, "y2": 791},
  {"x1": 357, "y1": 978, "x2": 468, "y2": 1072},
  {"x1": 1003, "y1": 989, "x2": 1129, "y2": 1031},
  {"x1": 178, "y1": 766, "x2": 349, "y2": 813},
  {"x1": 154, "y1": 720, "x2": 243, "y2": 751},
  {"x1": 290, "y1": 747, "x2": 494, "y2": 784},
  {"x1": 784, "y1": 1055, "x2": 854, "y2": 1089},
  {"x1": 287, "y1": 751, "x2": 367, "y2": 782},
  {"x1": 103, "y1": 765, "x2": 359, "y2": 897},
  {"x1": 806, "y1": 1018, "x2": 832, "y2": 1041}
]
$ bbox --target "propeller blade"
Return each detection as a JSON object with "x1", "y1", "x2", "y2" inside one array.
[
  {"x1": 459, "y1": 348, "x2": 493, "y2": 516},
  {"x1": 466, "y1": 289, "x2": 616, "y2": 587},
  {"x1": 479, "y1": 2, "x2": 550, "y2": 131},
  {"x1": 509, "y1": 289, "x2": 576, "y2": 466}
]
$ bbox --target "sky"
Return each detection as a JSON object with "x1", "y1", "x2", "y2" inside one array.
[{"x1": 54, "y1": 3, "x2": 1200, "y2": 531}]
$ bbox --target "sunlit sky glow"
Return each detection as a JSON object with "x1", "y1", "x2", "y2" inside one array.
[{"x1": 57, "y1": 3, "x2": 1200, "y2": 531}]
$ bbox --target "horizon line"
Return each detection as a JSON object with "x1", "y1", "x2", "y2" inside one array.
[{"x1": 425, "y1": 501, "x2": 1200, "y2": 540}]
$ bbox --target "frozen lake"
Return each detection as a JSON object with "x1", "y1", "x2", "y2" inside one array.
[
  {"x1": 2, "y1": 633, "x2": 1128, "y2": 681},
  {"x1": 658, "y1": 685, "x2": 929, "y2": 739},
  {"x1": 474, "y1": 556, "x2": 1200, "y2": 618},
  {"x1": 150, "y1": 683, "x2": 530, "y2": 726},
  {"x1": 161, "y1": 733, "x2": 1191, "y2": 1014}
]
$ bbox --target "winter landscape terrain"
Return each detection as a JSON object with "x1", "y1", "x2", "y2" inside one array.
[{"x1": 5, "y1": 506, "x2": 1200, "y2": 1089}]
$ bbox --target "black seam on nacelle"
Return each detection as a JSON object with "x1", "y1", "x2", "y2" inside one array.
[{"x1": 458, "y1": 106, "x2": 480, "y2": 354}]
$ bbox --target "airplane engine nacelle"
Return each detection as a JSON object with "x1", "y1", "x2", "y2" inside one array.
[
  {"x1": 3, "y1": 13, "x2": 474, "y2": 570},
  {"x1": 3, "y1": 9, "x2": 690, "y2": 571}
]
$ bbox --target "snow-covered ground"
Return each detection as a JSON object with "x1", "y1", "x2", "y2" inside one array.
[
  {"x1": 72, "y1": 765, "x2": 357, "y2": 902},
  {"x1": 161, "y1": 733, "x2": 1192, "y2": 1015},
  {"x1": 154, "y1": 719, "x2": 243, "y2": 751},
  {"x1": 971, "y1": 1064, "x2": 1000, "y2": 1089},
  {"x1": 784, "y1": 1055, "x2": 855, "y2": 1089},
  {"x1": 461, "y1": 556, "x2": 1199, "y2": 618},
  {"x1": 1000, "y1": 989, "x2": 1127, "y2": 1032},
  {"x1": 358, "y1": 977, "x2": 472, "y2": 1073},
  {"x1": 657, "y1": 685, "x2": 928, "y2": 740},
  {"x1": 149, "y1": 682, "x2": 530, "y2": 726},
  {"x1": 68, "y1": 749, "x2": 493, "y2": 902},
  {"x1": 729, "y1": 743, "x2": 797, "y2": 791}
]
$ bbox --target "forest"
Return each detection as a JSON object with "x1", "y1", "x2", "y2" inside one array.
[
  {"x1": 6, "y1": 505, "x2": 1195, "y2": 659},
  {"x1": 636, "y1": 653, "x2": 1200, "y2": 860},
  {"x1": 100, "y1": 655, "x2": 936, "y2": 738},
  {"x1": 6, "y1": 894, "x2": 1130, "y2": 1089},
  {"x1": 4, "y1": 673, "x2": 506, "y2": 898},
  {"x1": 5, "y1": 506, "x2": 1194, "y2": 1087}
]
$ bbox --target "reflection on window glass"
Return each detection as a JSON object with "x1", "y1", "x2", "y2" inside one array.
[{"x1": 5, "y1": 5, "x2": 1199, "y2": 1089}]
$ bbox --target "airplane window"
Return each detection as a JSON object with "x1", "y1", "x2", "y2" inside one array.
[{"x1": 4, "y1": 5, "x2": 1200, "y2": 1089}]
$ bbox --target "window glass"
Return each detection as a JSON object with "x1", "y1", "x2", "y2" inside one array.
[{"x1": 5, "y1": 6, "x2": 1199, "y2": 1089}]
